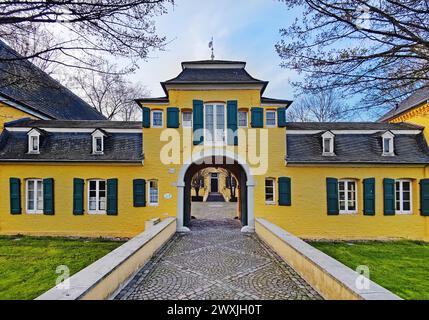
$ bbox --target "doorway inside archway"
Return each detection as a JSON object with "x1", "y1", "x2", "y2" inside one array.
[{"x1": 183, "y1": 156, "x2": 248, "y2": 228}]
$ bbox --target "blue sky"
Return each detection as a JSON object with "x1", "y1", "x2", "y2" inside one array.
[{"x1": 130, "y1": 0, "x2": 299, "y2": 100}]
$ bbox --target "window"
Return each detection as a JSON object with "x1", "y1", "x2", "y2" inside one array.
[
  {"x1": 204, "y1": 104, "x2": 225, "y2": 144},
  {"x1": 395, "y1": 180, "x2": 412, "y2": 214},
  {"x1": 27, "y1": 129, "x2": 41, "y2": 154},
  {"x1": 182, "y1": 111, "x2": 192, "y2": 128},
  {"x1": 238, "y1": 111, "x2": 248, "y2": 127},
  {"x1": 265, "y1": 178, "x2": 275, "y2": 204},
  {"x1": 266, "y1": 110, "x2": 276, "y2": 127},
  {"x1": 382, "y1": 131, "x2": 395, "y2": 156},
  {"x1": 26, "y1": 179, "x2": 43, "y2": 214},
  {"x1": 91, "y1": 129, "x2": 105, "y2": 154},
  {"x1": 148, "y1": 180, "x2": 159, "y2": 206},
  {"x1": 30, "y1": 135, "x2": 39, "y2": 153},
  {"x1": 152, "y1": 110, "x2": 163, "y2": 128},
  {"x1": 88, "y1": 180, "x2": 106, "y2": 214},
  {"x1": 322, "y1": 131, "x2": 335, "y2": 155},
  {"x1": 338, "y1": 180, "x2": 357, "y2": 214}
]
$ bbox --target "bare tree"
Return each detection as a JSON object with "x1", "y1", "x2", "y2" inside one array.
[
  {"x1": 276, "y1": 0, "x2": 429, "y2": 110},
  {"x1": 0, "y1": 1, "x2": 172, "y2": 74},
  {"x1": 191, "y1": 169, "x2": 208, "y2": 200},
  {"x1": 70, "y1": 60, "x2": 148, "y2": 120},
  {"x1": 287, "y1": 90, "x2": 353, "y2": 122}
]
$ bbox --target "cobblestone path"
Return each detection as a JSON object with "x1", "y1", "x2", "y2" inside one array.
[{"x1": 115, "y1": 203, "x2": 322, "y2": 300}]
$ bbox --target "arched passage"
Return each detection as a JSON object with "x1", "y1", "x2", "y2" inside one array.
[{"x1": 177, "y1": 151, "x2": 255, "y2": 233}]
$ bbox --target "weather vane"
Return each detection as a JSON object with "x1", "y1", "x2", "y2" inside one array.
[{"x1": 208, "y1": 37, "x2": 215, "y2": 60}]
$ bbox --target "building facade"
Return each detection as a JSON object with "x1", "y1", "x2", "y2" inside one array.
[{"x1": 0, "y1": 59, "x2": 429, "y2": 240}]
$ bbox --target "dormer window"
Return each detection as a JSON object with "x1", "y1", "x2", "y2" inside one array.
[
  {"x1": 382, "y1": 131, "x2": 395, "y2": 156},
  {"x1": 27, "y1": 129, "x2": 41, "y2": 154},
  {"x1": 91, "y1": 129, "x2": 106, "y2": 155},
  {"x1": 322, "y1": 131, "x2": 335, "y2": 156}
]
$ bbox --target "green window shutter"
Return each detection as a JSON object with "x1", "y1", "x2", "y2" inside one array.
[
  {"x1": 167, "y1": 107, "x2": 179, "y2": 128},
  {"x1": 193, "y1": 100, "x2": 204, "y2": 145},
  {"x1": 133, "y1": 179, "x2": 146, "y2": 207},
  {"x1": 142, "y1": 107, "x2": 150, "y2": 128},
  {"x1": 420, "y1": 179, "x2": 429, "y2": 216},
  {"x1": 278, "y1": 177, "x2": 291, "y2": 206},
  {"x1": 250, "y1": 107, "x2": 263, "y2": 128},
  {"x1": 227, "y1": 100, "x2": 238, "y2": 145},
  {"x1": 107, "y1": 178, "x2": 118, "y2": 215},
  {"x1": 383, "y1": 178, "x2": 395, "y2": 215},
  {"x1": 326, "y1": 178, "x2": 339, "y2": 215},
  {"x1": 363, "y1": 178, "x2": 376, "y2": 216},
  {"x1": 43, "y1": 178, "x2": 55, "y2": 215},
  {"x1": 277, "y1": 107, "x2": 286, "y2": 127},
  {"x1": 73, "y1": 178, "x2": 84, "y2": 215},
  {"x1": 9, "y1": 178, "x2": 21, "y2": 215}
]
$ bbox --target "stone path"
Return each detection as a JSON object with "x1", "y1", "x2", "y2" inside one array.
[{"x1": 115, "y1": 203, "x2": 322, "y2": 300}]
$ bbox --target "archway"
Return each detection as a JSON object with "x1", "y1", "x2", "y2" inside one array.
[{"x1": 176, "y1": 150, "x2": 255, "y2": 233}]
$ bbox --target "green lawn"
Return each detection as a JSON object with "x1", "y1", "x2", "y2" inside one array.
[
  {"x1": 0, "y1": 236, "x2": 124, "y2": 300},
  {"x1": 309, "y1": 240, "x2": 429, "y2": 300}
]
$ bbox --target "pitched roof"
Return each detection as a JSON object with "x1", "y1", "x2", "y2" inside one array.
[
  {"x1": 0, "y1": 40, "x2": 106, "y2": 120},
  {"x1": 160, "y1": 59, "x2": 269, "y2": 95},
  {"x1": 0, "y1": 130, "x2": 143, "y2": 163},
  {"x1": 285, "y1": 122, "x2": 423, "y2": 131},
  {"x1": 261, "y1": 97, "x2": 293, "y2": 106},
  {"x1": 286, "y1": 132, "x2": 429, "y2": 164},
  {"x1": 4, "y1": 119, "x2": 141, "y2": 129},
  {"x1": 378, "y1": 86, "x2": 429, "y2": 122}
]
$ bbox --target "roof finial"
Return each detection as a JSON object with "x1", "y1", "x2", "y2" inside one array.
[{"x1": 208, "y1": 37, "x2": 215, "y2": 60}]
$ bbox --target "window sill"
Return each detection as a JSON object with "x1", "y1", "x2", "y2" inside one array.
[
  {"x1": 395, "y1": 211, "x2": 412, "y2": 215},
  {"x1": 148, "y1": 203, "x2": 159, "y2": 207},
  {"x1": 339, "y1": 211, "x2": 358, "y2": 215},
  {"x1": 265, "y1": 202, "x2": 276, "y2": 205},
  {"x1": 27, "y1": 151, "x2": 40, "y2": 155},
  {"x1": 322, "y1": 152, "x2": 336, "y2": 157},
  {"x1": 26, "y1": 211, "x2": 43, "y2": 215},
  {"x1": 88, "y1": 211, "x2": 106, "y2": 215}
]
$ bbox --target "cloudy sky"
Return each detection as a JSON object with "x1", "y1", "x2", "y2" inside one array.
[{"x1": 129, "y1": 0, "x2": 299, "y2": 100}]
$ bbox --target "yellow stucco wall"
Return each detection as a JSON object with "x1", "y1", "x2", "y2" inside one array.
[{"x1": 0, "y1": 102, "x2": 37, "y2": 131}]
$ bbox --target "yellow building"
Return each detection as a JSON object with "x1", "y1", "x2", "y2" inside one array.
[{"x1": 0, "y1": 59, "x2": 429, "y2": 241}]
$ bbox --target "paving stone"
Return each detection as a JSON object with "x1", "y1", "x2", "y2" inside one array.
[{"x1": 115, "y1": 203, "x2": 322, "y2": 300}]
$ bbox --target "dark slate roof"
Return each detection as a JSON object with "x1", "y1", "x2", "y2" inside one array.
[
  {"x1": 379, "y1": 86, "x2": 429, "y2": 122},
  {"x1": 0, "y1": 40, "x2": 106, "y2": 120},
  {"x1": 135, "y1": 97, "x2": 169, "y2": 105},
  {"x1": 286, "y1": 132, "x2": 429, "y2": 164},
  {"x1": 285, "y1": 122, "x2": 423, "y2": 130},
  {"x1": 164, "y1": 68, "x2": 266, "y2": 84},
  {"x1": 5, "y1": 119, "x2": 141, "y2": 129},
  {"x1": 162, "y1": 60, "x2": 268, "y2": 95},
  {"x1": 261, "y1": 97, "x2": 293, "y2": 106},
  {"x1": 181, "y1": 60, "x2": 246, "y2": 67},
  {"x1": 0, "y1": 130, "x2": 143, "y2": 163}
]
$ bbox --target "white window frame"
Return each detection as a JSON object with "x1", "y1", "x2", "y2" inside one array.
[
  {"x1": 87, "y1": 179, "x2": 107, "y2": 214},
  {"x1": 26, "y1": 179, "x2": 43, "y2": 214},
  {"x1": 382, "y1": 131, "x2": 395, "y2": 156},
  {"x1": 265, "y1": 178, "x2": 276, "y2": 205},
  {"x1": 27, "y1": 129, "x2": 40, "y2": 154},
  {"x1": 338, "y1": 179, "x2": 358, "y2": 214},
  {"x1": 91, "y1": 129, "x2": 105, "y2": 155},
  {"x1": 238, "y1": 110, "x2": 248, "y2": 128},
  {"x1": 182, "y1": 111, "x2": 193, "y2": 128},
  {"x1": 148, "y1": 180, "x2": 159, "y2": 206},
  {"x1": 203, "y1": 103, "x2": 227, "y2": 146},
  {"x1": 266, "y1": 110, "x2": 277, "y2": 127},
  {"x1": 322, "y1": 131, "x2": 335, "y2": 156},
  {"x1": 395, "y1": 179, "x2": 412, "y2": 214},
  {"x1": 151, "y1": 110, "x2": 164, "y2": 128}
]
